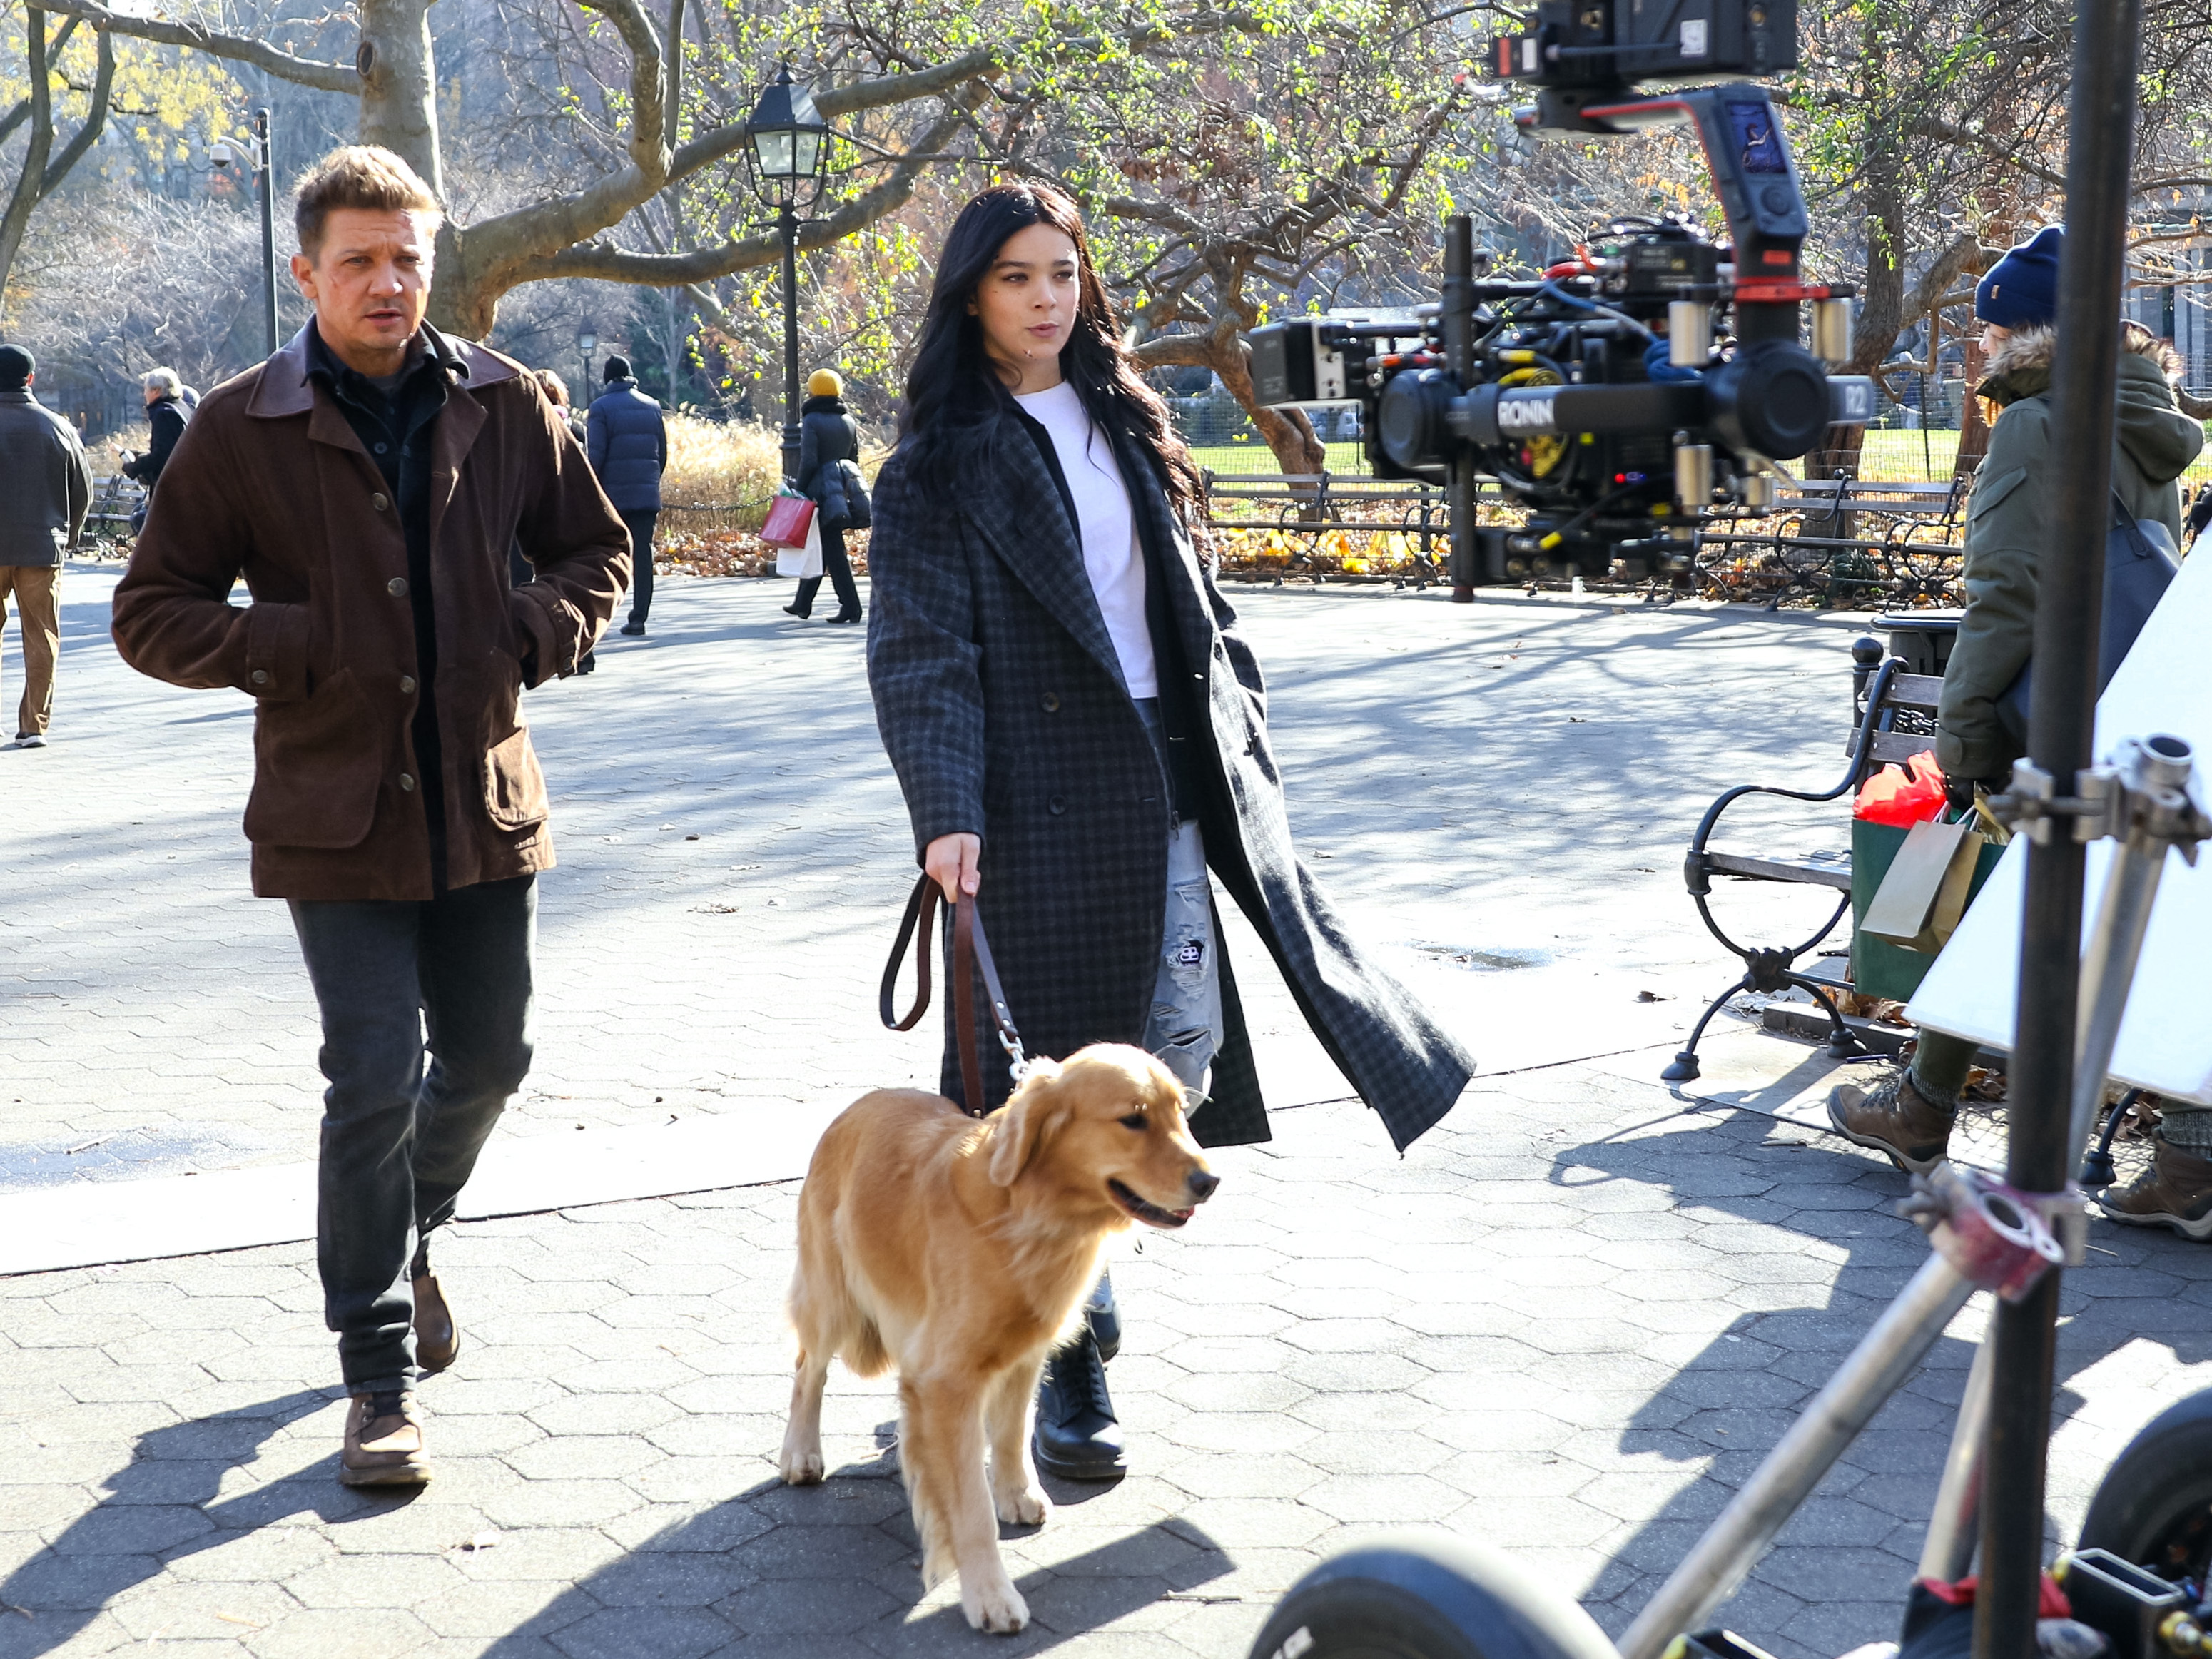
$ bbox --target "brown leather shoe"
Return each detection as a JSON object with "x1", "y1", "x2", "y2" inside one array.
[
  {"x1": 340, "y1": 1389, "x2": 432, "y2": 1487},
  {"x1": 1827, "y1": 1070, "x2": 1955, "y2": 1175},
  {"x1": 2099, "y1": 1135, "x2": 2212, "y2": 1240},
  {"x1": 412, "y1": 1272, "x2": 458, "y2": 1374}
]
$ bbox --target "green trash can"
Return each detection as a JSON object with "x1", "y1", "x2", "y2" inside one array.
[{"x1": 1849, "y1": 816, "x2": 2008, "y2": 1002}]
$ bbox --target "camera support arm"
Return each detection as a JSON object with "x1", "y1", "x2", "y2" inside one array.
[{"x1": 1522, "y1": 83, "x2": 1836, "y2": 340}]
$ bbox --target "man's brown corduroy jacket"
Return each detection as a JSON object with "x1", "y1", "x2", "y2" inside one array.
[{"x1": 111, "y1": 324, "x2": 631, "y2": 901}]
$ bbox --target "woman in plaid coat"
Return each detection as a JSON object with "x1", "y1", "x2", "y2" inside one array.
[{"x1": 865, "y1": 183, "x2": 1475, "y2": 1481}]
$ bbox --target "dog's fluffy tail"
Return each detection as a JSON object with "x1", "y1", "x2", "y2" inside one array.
[
  {"x1": 787, "y1": 1256, "x2": 893, "y2": 1380},
  {"x1": 843, "y1": 1317, "x2": 891, "y2": 1379}
]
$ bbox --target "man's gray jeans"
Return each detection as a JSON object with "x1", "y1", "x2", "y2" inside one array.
[
  {"x1": 288, "y1": 874, "x2": 536, "y2": 1394},
  {"x1": 1133, "y1": 699, "x2": 1223, "y2": 1102}
]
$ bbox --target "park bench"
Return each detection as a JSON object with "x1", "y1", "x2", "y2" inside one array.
[
  {"x1": 1693, "y1": 470, "x2": 1973, "y2": 609},
  {"x1": 85, "y1": 472, "x2": 143, "y2": 536},
  {"x1": 1202, "y1": 468, "x2": 1460, "y2": 587},
  {"x1": 1663, "y1": 617, "x2": 1957, "y2": 1082}
]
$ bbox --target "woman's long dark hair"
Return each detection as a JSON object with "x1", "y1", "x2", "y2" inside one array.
[{"x1": 900, "y1": 182, "x2": 1204, "y2": 519}]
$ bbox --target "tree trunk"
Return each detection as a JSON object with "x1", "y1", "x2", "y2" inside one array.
[
  {"x1": 354, "y1": 0, "x2": 442, "y2": 200},
  {"x1": 1133, "y1": 317, "x2": 1326, "y2": 484},
  {"x1": 0, "y1": 8, "x2": 56, "y2": 323},
  {"x1": 1810, "y1": 158, "x2": 1906, "y2": 489}
]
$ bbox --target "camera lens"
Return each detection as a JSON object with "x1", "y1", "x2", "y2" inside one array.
[
  {"x1": 1377, "y1": 370, "x2": 1457, "y2": 472},
  {"x1": 1706, "y1": 340, "x2": 1828, "y2": 460}
]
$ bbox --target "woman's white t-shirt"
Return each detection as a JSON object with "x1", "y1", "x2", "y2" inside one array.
[{"x1": 1012, "y1": 380, "x2": 1157, "y2": 698}]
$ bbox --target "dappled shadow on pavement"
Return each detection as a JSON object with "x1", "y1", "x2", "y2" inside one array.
[
  {"x1": 477, "y1": 1448, "x2": 1233, "y2": 1658},
  {"x1": 0, "y1": 1388, "x2": 420, "y2": 1657},
  {"x1": 1543, "y1": 1107, "x2": 2212, "y2": 1659}
]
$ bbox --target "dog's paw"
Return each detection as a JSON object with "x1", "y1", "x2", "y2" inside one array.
[
  {"x1": 995, "y1": 1483, "x2": 1049, "y2": 1527},
  {"x1": 960, "y1": 1573, "x2": 1029, "y2": 1634},
  {"x1": 777, "y1": 1442, "x2": 825, "y2": 1485}
]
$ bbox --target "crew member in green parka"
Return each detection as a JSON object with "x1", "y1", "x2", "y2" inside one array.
[{"x1": 1829, "y1": 225, "x2": 2212, "y2": 1238}]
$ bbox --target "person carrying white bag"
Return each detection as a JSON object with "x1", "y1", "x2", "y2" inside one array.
[{"x1": 780, "y1": 368, "x2": 866, "y2": 624}]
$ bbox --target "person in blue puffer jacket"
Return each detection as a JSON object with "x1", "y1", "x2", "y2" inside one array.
[{"x1": 586, "y1": 355, "x2": 669, "y2": 641}]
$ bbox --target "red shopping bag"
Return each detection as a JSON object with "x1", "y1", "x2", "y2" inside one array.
[
  {"x1": 1854, "y1": 751, "x2": 1948, "y2": 826},
  {"x1": 761, "y1": 493, "x2": 816, "y2": 549}
]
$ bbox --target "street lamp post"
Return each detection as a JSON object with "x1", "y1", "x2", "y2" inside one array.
[
  {"x1": 577, "y1": 325, "x2": 599, "y2": 396},
  {"x1": 741, "y1": 66, "x2": 829, "y2": 484},
  {"x1": 212, "y1": 111, "x2": 279, "y2": 357},
  {"x1": 253, "y1": 110, "x2": 276, "y2": 357}
]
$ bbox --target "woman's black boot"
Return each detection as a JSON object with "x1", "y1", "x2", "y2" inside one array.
[{"x1": 1033, "y1": 1324, "x2": 1122, "y2": 1481}]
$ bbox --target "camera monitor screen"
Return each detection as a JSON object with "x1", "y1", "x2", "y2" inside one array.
[{"x1": 1727, "y1": 100, "x2": 1788, "y2": 173}]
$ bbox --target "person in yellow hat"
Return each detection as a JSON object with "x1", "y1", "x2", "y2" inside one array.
[{"x1": 783, "y1": 367, "x2": 865, "y2": 623}]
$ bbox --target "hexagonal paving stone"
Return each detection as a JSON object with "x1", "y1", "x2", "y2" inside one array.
[{"x1": 719, "y1": 1573, "x2": 903, "y2": 1635}]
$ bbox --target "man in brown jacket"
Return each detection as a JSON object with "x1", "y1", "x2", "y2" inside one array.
[{"x1": 111, "y1": 146, "x2": 630, "y2": 1486}]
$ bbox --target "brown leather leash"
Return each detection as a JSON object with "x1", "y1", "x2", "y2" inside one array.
[{"x1": 881, "y1": 872, "x2": 1031, "y2": 1117}]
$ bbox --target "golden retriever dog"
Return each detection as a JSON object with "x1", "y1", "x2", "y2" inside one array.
[{"x1": 778, "y1": 1043, "x2": 1219, "y2": 1633}]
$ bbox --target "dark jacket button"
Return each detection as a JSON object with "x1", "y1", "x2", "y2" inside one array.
[
  {"x1": 399, "y1": 675, "x2": 417, "y2": 694},
  {"x1": 387, "y1": 577, "x2": 408, "y2": 597},
  {"x1": 1048, "y1": 796, "x2": 1065, "y2": 816},
  {"x1": 250, "y1": 669, "x2": 269, "y2": 686},
  {"x1": 398, "y1": 773, "x2": 416, "y2": 792},
  {"x1": 1042, "y1": 692, "x2": 1060, "y2": 712},
  {"x1": 372, "y1": 493, "x2": 390, "y2": 512}
]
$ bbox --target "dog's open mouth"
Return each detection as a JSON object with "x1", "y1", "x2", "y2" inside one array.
[{"x1": 1108, "y1": 1179, "x2": 1195, "y2": 1229}]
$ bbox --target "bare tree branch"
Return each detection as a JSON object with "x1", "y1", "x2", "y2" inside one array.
[
  {"x1": 29, "y1": 0, "x2": 359, "y2": 92},
  {"x1": 664, "y1": 11, "x2": 1269, "y2": 191},
  {"x1": 0, "y1": 12, "x2": 81, "y2": 146},
  {"x1": 42, "y1": 27, "x2": 113, "y2": 193},
  {"x1": 513, "y1": 95, "x2": 978, "y2": 286}
]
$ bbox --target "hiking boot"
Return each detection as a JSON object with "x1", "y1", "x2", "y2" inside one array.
[
  {"x1": 412, "y1": 1272, "x2": 458, "y2": 1374},
  {"x1": 1033, "y1": 1326, "x2": 1123, "y2": 1482},
  {"x1": 340, "y1": 1389, "x2": 431, "y2": 1487},
  {"x1": 2098, "y1": 1136, "x2": 2212, "y2": 1241},
  {"x1": 1084, "y1": 1268, "x2": 1120, "y2": 1364},
  {"x1": 1827, "y1": 1070, "x2": 1955, "y2": 1175}
]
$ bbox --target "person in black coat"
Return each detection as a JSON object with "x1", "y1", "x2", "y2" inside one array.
[
  {"x1": 585, "y1": 355, "x2": 668, "y2": 637},
  {"x1": 783, "y1": 368, "x2": 864, "y2": 624},
  {"x1": 123, "y1": 368, "x2": 191, "y2": 531},
  {"x1": 866, "y1": 183, "x2": 1475, "y2": 1486}
]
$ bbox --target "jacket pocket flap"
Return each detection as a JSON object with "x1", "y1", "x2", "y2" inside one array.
[
  {"x1": 484, "y1": 725, "x2": 549, "y2": 829},
  {"x1": 242, "y1": 670, "x2": 381, "y2": 849},
  {"x1": 1967, "y1": 467, "x2": 2029, "y2": 523}
]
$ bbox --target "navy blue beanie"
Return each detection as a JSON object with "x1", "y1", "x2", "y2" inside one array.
[
  {"x1": 1977, "y1": 226, "x2": 2063, "y2": 330},
  {"x1": 0, "y1": 343, "x2": 31, "y2": 390}
]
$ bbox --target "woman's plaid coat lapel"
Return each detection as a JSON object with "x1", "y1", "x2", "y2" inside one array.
[{"x1": 959, "y1": 413, "x2": 1129, "y2": 697}]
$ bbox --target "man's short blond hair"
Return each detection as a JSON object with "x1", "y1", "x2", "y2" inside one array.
[{"x1": 294, "y1": 146, "x2": 442, "y2": 258}]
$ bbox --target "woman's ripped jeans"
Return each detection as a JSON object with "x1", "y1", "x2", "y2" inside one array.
[{"x1": 1142, "y1": 816, "x2": 1222, "y2": 1098}]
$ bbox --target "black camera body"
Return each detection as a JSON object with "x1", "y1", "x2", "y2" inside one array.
[{"x1": 1245, "y1": 0, "x2": 1875, "y2": 587}]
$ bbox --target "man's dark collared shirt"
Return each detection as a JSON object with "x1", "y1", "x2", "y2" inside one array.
[{"x1": 305, "y1": 318, "x2": 462, "y2": 889}]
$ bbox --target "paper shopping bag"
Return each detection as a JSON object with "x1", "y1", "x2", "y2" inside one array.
[
  {"x1": 1861, "y1": 818, "x2": 1984, "y2": 954},
  {"x1": 774, "y1": 512, "x2": 824, "y2": 579},
  {"x1": 761, "y1": 492, "x2": 815, "y2": 549}
]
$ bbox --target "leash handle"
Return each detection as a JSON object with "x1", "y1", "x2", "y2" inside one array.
[
  {"x1": 881, "y1": 872, "x2": 1030, "y2": 1119},
  {"x1": 879, "y1": 872, "x2": 940, "y2": 1033}
]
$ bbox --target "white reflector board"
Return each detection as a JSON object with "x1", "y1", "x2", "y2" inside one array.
[{"x1": 1905, "y1": 547, "x2": 2212, "y2": 1105}]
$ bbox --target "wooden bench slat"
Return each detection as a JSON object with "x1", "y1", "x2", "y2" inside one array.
[
  {"x1": 1863, "y1": 729, "x2": 1937, "y2": 765},
  {"x1": 1880, "y1": 672, "x2": 1945, "y2": 709},
  {"x1": 1707, "y1": 851, "x2": 1854, "y2": 890}
]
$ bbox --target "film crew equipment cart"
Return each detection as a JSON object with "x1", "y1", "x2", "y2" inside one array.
[{"x1": 1239, "y1": 0, "x2": 2203, "y2": 1655}]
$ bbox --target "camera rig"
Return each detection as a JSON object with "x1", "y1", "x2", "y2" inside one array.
[{"x1": 1246, "y1": 2, "x2": 1877, "y2": 587}]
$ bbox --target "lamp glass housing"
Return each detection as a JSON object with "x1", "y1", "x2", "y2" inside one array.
[{"x1": 742, "y1": 68, "x2": 828, "y2": 208}]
